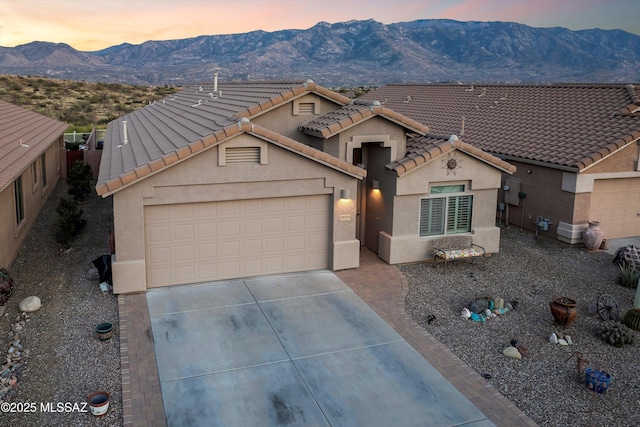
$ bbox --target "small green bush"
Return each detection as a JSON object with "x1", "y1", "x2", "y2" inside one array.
[
  {"x1": 67, "y1": 161, "x2": 94, "y2": 202},
  {"x1": 617, "y1": 263, "x2": 640, "y2": 289},
  {"x1": 55, "y1": 198, "x2": 87, "y2": 246}
]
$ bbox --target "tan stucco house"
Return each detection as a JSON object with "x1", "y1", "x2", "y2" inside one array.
[
  {"x1": 97, "y1": 79, "x2": 513, "y2": 293},
  {"x1": 0, "y1": 101, "x2": 67, "y2": 268},
  {"x1": 361, "y1": 84, "x2": 640, "y2": 244}
]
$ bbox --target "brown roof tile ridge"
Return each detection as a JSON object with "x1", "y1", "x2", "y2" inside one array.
[
  {"x1": 625, "y1": 84, "x2": 640, "y2": 105},
  {"x1": 578, "y1": 131, "x2": 640, "y2": 172},
  {"x1": 309, "y1": 82, "x2": 351, "y2": 105},
  {"x1": 248, "y1": 123, "x2": 366, "y2": 178},
  {"x1": 378, "y1": 106, "x2": 430, "y2": 135},
  {"x1": 457, "y1": 139, "x2": 516, "y2": 174}
]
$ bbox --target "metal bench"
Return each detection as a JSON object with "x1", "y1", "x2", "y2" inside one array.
[{"x1": 432, "y1": 236, "x2": 485, "y2": 273}]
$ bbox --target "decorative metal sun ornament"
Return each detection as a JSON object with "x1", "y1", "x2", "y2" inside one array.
[{"x1": 442, "y1": 153, "x2": 462, "y2": 175}]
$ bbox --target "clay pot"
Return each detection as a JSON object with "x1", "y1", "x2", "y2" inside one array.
[
  {"x1": 95, "y1": 322, "x2": 114, "y2": 340},
  {"x1": 583, "y1": 221, "x2": 604, "y2": 251},
  {"x1": 550, "y1": 296, "x2": 578, "y2": 327},
  {"x1": 87, "y1": 391, "x2": 110, "y2": 416}
]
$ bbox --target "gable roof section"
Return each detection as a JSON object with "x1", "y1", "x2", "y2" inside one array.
[
  {"x1": 361, "y1": 84, "x2": 640, "y2": 172},
  {"x1": 0, "y1": 101, "x2": 68, "y2": 192},
  {"x1": 96, "y1": 79, "x2": 355, "y2": 196},
  {"x1": 386, "y1": 134, "x2": 516, "y2": 176},
  {"x1": 298, "y1": 99, "x2": 430, "y2": 138}
]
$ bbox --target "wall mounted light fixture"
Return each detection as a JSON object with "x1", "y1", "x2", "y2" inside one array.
[
  {"x1": 340, "y1": 189, "x2": 351, "y2": 200},
  {"x1": 372, "y1": 180, "x2": 380, "y2": 190}
]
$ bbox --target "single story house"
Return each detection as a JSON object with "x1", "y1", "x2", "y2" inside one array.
[
  {"x1": 360, "y1": 84, "x2": 640, "y2": 244},
  {"x1": 0, "y1": 100, "x2": 68, "y2": 268},
  {"x1": 97, "y1": 78, "x2": 514, "y2": 293}
]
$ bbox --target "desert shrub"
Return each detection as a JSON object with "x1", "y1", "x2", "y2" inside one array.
[
  {"x1": 55, "y1": 198, "x2": 87, "y2": 246},
  {"x1": 67, "y1": 161, "x2": 94, "y2": 201},
  {"x1": 617, "y1": 263, "x2": 640, "y2": 289}
]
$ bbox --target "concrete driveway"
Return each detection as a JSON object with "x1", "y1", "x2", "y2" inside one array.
[{"x1": 146, "y1": 270, "x2": 494, "y2": 427}]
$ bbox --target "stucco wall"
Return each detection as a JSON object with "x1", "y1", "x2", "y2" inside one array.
[
  {"x1": 378, "y1": 150, "x2": 503, "y2": 264},
  {"x1": 0, "y1": 141, "x2": 60, "y2": 268},
  {"x1": 583, "y1": 142, "x2": 638, "y2": 174},
  {"x1": 111, "y1": 133, "x2": 360, "y2": 293},
  {"x1": 251, "y1": 93, "x2": 342, "y2": 143},
  {"x1": 496, "y1": 162, "x2": 576, "y2": 235}
]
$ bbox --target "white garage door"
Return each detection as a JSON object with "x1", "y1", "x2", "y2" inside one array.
[
  {"x1": 145, "y1": 195, "x2": 330, "y2": 287},
  {"x1": 590, "y1": 178, "x2": 640, "y2": 239}
]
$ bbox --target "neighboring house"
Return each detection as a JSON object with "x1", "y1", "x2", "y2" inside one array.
[
  {"x1": 0, "y1": 101, "x2": 68, "y2": 268},
  {"x1": 97, "y1": 78, "x2": 513, "y2": 293},
  {"x1": 360, "y1": 84, "x2": 640, "y2": 244}
]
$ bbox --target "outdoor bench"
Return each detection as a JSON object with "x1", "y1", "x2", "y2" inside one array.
[{"x1": 432, "y1": 236, "x2": 485, "y2": 273}]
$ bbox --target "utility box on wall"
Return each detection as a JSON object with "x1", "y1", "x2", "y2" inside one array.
[{"x1": 504, "y1": 178, "x2": 521, "y2": 206}]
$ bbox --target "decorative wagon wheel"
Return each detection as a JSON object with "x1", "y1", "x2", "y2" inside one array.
[{"x1": 597, "y1": 294, "x2": 619, "y2": 321}]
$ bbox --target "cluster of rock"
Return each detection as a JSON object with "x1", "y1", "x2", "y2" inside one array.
[
  {"x1": 549, "y1": 331, "x2": 574, "y2": 345},
  {"x1": 1, "y1": 296, "x2": 40, "y2": 403},
  {"x1": 503, "y1": 339, "x2": 529, "y2": 359},
  {"x1": 1, "y1": 312, "x2": 30, "y2": 402},
  {"x1": 461, "y1": 296, "x2": 516, "y2": 322}
]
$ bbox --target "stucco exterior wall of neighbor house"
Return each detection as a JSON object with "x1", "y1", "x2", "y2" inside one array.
[
  {"x1": 502, "y1": 143, "x2": 640, "y2": 244},
  {"x1": 497, "y1": 163, "x2": 575, "y2": 237},
  {"x1": 0, "y1": 141, "x2": 61, "y2": 268},
  {"x1": 110, "y1": 133, "x2": 360, "y2": 294},
  {"x1": 582, "y1": 142, "x2": 639, "y2": 175},
  {"x1": 378, "y1": 150, "x2": 504, "y2": 265}
]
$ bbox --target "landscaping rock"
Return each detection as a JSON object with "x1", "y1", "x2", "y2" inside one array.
[
  {"x1": 503, "y1": 346, "x2": 522, "y2": 359},
  {"x1": 19, "y1": 296, "x2": 41, "y2": 312},
  {"x1": 549, "y1": 332, "x2": 558, "y2": 344}
]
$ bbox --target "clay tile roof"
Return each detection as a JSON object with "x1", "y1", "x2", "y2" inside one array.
[
  {"x1": 299, "y1": 100, "x2": 430, "y2": 138},
  {"x1": 0, "y1": 101, "x2": 68, "y2": 192},
  {"x1": 386, "y1": 135, "x2": 517, "y2": 176},
  {"x1": 362, "y1": 83, "x2": 640, "y2": 172},
  {"x1": 97, "y1": 80, "x2": 356, "y2": 195}
]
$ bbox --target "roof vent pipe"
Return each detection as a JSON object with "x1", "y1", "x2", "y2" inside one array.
[
  {"x1": 214, "y1": 73, "x2": 218, "y2": 92},
  {"x1": 122, "y1": 120, "x2": 129, "y2": 144}
]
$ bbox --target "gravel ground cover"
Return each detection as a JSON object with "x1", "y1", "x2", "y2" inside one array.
[
  {"x1": 0, "y1": 181, "x2": 121, "y2": 426},
  {"x1": 402, "y1": 227, "x2": 639, "y2": 427}
]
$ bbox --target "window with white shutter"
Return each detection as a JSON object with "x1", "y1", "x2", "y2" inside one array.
[{"x1": 419, "y1": 185, "x2": 472, "y2": 236}]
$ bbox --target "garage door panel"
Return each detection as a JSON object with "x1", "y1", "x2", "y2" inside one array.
[
  {"x1": 591, "y1": 178, "x2": 640, "y2": 239},
  {"x1": 145, "y1": 195, "x2": 330, "y2": 287},
  {"x1": 221, "y1": 241, "x2": 241, "y2": 257},
  {"x1": 174, "y1": 265, "x2": 195, "y2": 283},
  {"x1": 266, "y1": 218, "x2": 284, "y2": 233},
  {"x1": 174, "y1": 224, "x2": 195, "y2": 240},
  {"x1": 243, "y1": 219, "x2": 263, "y2": 235},
  {"x1": 173, "y1": 245, "x2": 194, "y2": 262},
  {"x1": 221, "y1": 221, "x2": 240, "y2": 237},
  {"x1": 197, "y1": 223, "x2": 217, "y2": 238}
]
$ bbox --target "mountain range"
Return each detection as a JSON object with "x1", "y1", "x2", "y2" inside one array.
[{"x1": 1, "y1": 19, "x2": 639, "y2": 86}]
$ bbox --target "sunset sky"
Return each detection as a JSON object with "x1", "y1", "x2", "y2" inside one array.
[{"x1": 1, "y1": 0, "x2": 639, "y2": 51}]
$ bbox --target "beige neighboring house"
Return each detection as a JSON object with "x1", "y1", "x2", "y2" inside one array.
[
  {"x1": 0, "y1": 101, "x2": 67, "y2": 268},
  {"x1": 361, "y1": 84, "x2": 640, "y2": 244},
  {"x1": 97, "y1": 79, "x2": 514, "y2": 293}
]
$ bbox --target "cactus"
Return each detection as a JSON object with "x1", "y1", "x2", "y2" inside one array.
[
  {"x1": 596, "y1": 321, "x2": 635, "y2": 347},
  {"x1": 622, "y1": 308, "x2": 640, "y2": 331},
  {"x1": 617, "y1": 263, "x2": 640, "y2": 288}
]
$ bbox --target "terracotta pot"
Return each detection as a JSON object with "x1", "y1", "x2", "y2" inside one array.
[
  {"x1": 550, "y1": 296, "x2": 578, "y2": 327},
  {"x1": 583, "y1": 221, "x2": 604, "y2": 251}
]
